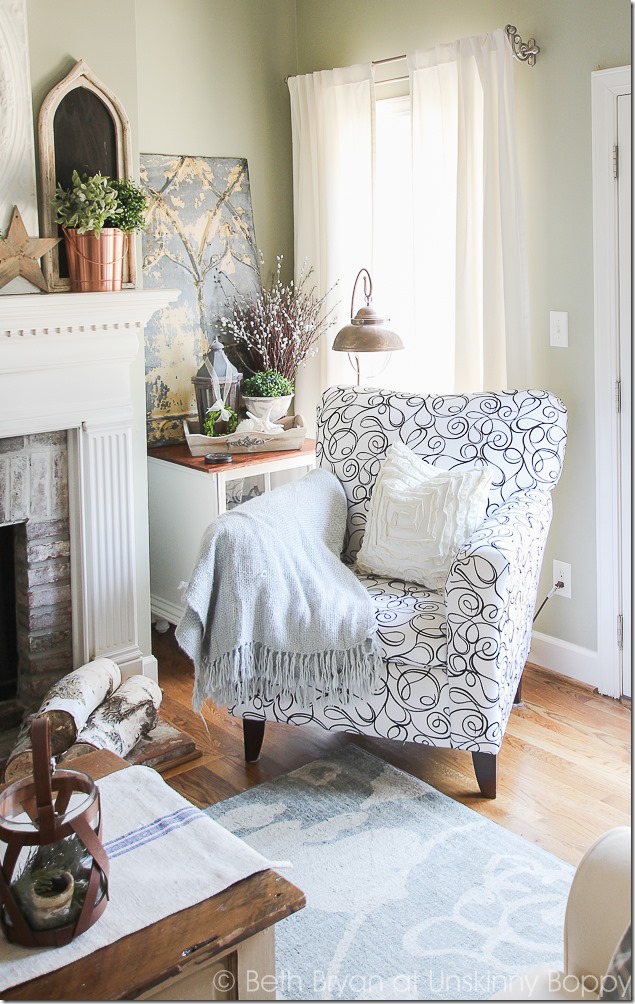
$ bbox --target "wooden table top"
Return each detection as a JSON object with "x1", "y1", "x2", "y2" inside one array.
[
  {"x1": 4, "y1": 752, "x2": 305, "y2": 1001},
  {"x1": 147, "y1": 438, "x2": 316, "y2": 475}
]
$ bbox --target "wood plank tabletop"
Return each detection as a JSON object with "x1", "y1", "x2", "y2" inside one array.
[
  {"x1": 5, "y1": 869, "x2": 304, "y2": 1000},
  {"x1": 147, "y1": 438, "x2": 316, "y2": 474}
]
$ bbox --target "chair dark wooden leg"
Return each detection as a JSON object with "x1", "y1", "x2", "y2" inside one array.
[
  {"x1": 472, "y1": 751, "x2": 497, "y2": 798},
  {"x1": 513, "y1": 673, "x2": 524, "y2": 706},
  {"x1": 243, "y1": 718, "x2": 266, "y2": 762}
]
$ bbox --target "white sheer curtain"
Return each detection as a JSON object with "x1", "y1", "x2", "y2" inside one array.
[
  {"x1": 288, "y1": 29, "x2": 529, "y2": 423},
  {"x1": 407, "y1": 28, "x2": 529, "y2": 392},
  {"x1": 287, "y1": 64, "x2": 374, "y2": 429}
]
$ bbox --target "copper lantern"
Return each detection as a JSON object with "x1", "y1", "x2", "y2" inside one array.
[{"x1": 0, "y1": 717, "x2": 109, "y2": 947}]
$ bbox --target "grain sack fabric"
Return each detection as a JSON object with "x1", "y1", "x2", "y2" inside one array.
[{"x1": 176, "y1": 469, "x2": 383, "y2": 709}]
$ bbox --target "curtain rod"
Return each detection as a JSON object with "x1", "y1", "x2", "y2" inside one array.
[
  {"x1": 286, "y1": 26, "x2": 539, "y2": 84},
  {"x1": 371, "y1": 26, "x2": 539, "y2": 69}
]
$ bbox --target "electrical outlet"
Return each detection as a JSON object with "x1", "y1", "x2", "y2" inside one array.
[{"x1": 553, "y1": 559, "x2": 572, "y2": 599}]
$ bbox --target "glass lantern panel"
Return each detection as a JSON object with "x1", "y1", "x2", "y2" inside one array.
[{"x1": 0, "y1": 770, "x2": 96, "y2": 833}]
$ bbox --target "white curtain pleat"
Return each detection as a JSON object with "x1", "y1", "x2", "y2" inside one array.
[
  {"x1": 409, "y1": 29, "x2": 529, "y2": 392},
  {"x1": 288, "y1": 65, "x2": 374, "y2": 429}
]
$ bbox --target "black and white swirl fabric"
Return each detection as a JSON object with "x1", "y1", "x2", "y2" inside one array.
[
  {"x1": 316, "y1": 386, "x2": 567, "y2": 562},
  {"x1": 231, "y1": 386, "x2": 567, "y2": 754}
]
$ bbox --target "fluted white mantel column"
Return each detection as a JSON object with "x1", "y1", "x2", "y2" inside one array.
[
  {"x1": 82, "y1": 420, "x2": 139, "y2": 664},
  {"x1": 0, "y1": 289, "x2": 178, "y2": 680}
]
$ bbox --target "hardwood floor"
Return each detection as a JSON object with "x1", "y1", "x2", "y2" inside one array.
[{"x1": 153, "y1": 626, "x2": 631, "y2": 867}]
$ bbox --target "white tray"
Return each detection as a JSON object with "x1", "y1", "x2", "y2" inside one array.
[{"x1": 183, "y1": 415, "x2": 307, "y2": 455}]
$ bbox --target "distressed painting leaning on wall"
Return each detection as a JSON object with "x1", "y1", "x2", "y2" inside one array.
[{"x1": 140, "y1": 154, "x2": 260, "y2": 446}]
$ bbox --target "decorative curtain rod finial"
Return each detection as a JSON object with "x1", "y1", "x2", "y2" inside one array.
[{"x1": 505, "y1": 25, "x2": 540, "y2": 66}]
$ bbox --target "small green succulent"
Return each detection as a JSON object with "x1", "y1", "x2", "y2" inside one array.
[
  {"x1": 52, "y1": 170, "x2": 119, "y2": 236},
  {"x1": 242, "y1": 369, "x2": 294, "y2": 398}
]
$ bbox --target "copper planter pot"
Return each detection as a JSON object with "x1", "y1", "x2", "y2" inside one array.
[{"x1": 63, "y1": 228, "x2": 126, "y2": 292}]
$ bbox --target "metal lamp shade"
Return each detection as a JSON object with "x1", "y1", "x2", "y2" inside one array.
[
  {"x1": 192, "y1": 337, "x2": 242, "y2": 433},
  {"x1": 332, "y1": 270, "x2": 404, "y2": 384},
  {"x1": 0, "y1": 718, "x2": 109, "y2": 947},
  {"x1": 332, "y1": 305, "x2": 404, "y2": 353}
]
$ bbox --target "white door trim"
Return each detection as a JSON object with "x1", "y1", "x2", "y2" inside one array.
[{"x1": 591, "y1": 65, "x2": 630, "y2": 698}]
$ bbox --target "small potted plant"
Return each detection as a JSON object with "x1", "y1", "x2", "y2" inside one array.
[
  {"x1": 242, "y1": 369, "x2": 295, "y2": 422},
  {"x1": 52, "y1": 170, "x2": 147, "y2": 292}
]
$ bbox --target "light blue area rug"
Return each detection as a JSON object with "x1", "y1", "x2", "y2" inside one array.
[{"x1": 206, "y1": 745, "x2": 574, "y2": 1001}]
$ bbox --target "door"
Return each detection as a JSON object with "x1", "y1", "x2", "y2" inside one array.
[
  {"x1": 616, "y1": 93, "x2": 631, "y2": 698},
  {"x1": 592, "y1": 66, "x2": 631, "y2": 699}
]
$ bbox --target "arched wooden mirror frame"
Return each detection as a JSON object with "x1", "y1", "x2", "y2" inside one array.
[{"x1": 38, "y1": 58, "x2": 136, "y2": 291}]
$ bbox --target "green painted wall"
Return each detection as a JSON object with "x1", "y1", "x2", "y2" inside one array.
[
  {"x1": 135, "y1": 0, "x2": 297, "y2": 283},
  {"x1": 295, "y1": 0, "x2": 631, "y2": 655}
]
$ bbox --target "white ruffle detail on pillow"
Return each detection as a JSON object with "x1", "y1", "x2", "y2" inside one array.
[{"x1": 356, "y1": 442, "x2": 493, "y2": 590}]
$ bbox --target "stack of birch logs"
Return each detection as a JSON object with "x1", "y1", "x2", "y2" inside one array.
[{"x1": 3, "y1": 659, "x2": 162, "y2": 782}]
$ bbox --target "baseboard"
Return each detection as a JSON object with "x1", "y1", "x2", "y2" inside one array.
[
  {"x1": 529, "y1": 631, "x2": 601, "y2": 691},
  {"x1": 150, "y1": 594, "x2": 185, "y2": 628}
]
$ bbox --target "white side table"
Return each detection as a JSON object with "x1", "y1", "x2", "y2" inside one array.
[{"x1": 147, "y1": 441, "x2": 316, "y2": 630}]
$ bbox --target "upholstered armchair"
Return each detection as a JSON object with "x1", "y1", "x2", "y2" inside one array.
[{"x1": 233, "y1": 386, "x2": 567, "y2": 797}]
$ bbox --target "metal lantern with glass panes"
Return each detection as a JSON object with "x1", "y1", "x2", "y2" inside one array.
[
  {"x1": 0, "y1": 717, "x2": 109, "y2": 947},
  {"x1": 192, "y1": 337, "x2": 242, "y2": 437}
]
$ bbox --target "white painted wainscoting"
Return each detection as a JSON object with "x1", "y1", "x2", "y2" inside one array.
[{"x1": 0, "y1": 289, "x2": 177, "y2": 683}]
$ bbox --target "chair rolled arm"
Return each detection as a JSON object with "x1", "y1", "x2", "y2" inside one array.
[{"x1": 444, "y1": 490, "x2": 553, "y2": 751}]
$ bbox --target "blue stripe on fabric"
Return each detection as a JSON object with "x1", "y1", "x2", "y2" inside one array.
[{"x1": 104, "y1": 806, "x2": 203, "y2": 859}]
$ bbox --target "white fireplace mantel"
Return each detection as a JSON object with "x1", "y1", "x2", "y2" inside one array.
[
  {"x1": 0, "y1": 287, "x2": 179, "y2": 681},
  {"x1": 1, "y1": 290, "x2": 178, "y2": 436},
  {"x1": 0, "y1": 289, "x2": 178, "y2": 334}
]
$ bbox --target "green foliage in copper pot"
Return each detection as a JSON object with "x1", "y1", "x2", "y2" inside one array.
[
  {"x1": 52, "y1": 170, "x2": 119, "y2": 237},
  {"x1": 53, "y1": 172, "x2": 147, "y2": 236},
  {"x1": 104, "y1": 179, "x2": 147, "y2": 233}
]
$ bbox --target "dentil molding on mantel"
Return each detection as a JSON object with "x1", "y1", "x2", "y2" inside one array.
[{"x1": 0, "y1": 289, "x2": 180, "y2": 335}]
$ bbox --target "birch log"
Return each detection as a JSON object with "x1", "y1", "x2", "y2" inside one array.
[
  {"x1": 61, "y1": 676, "x2": 162, "y2": 761},
  {"x1": 3, "y1": 658, "x2": 121, "y2": 782}
]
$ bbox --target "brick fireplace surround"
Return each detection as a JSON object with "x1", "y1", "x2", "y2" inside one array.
[
  {"x1": 0, "y1": 289, "x2": 176, "y2": 713},
  {"x1": 1, "y1": 431, "x2": 71, "y2": 705}
]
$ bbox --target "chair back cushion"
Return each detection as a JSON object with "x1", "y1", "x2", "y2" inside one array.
[{"x1": 316, "y1": 386, "x2": 567, "y2": 562}]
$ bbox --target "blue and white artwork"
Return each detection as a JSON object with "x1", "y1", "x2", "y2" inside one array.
[{"x1": 140, "y1": 154, "x2": 260, "y2": 445}]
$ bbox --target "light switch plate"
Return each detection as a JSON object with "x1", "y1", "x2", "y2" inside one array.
[{"x1": 550, "y1": 310, "x2": 568, "y2": 347}]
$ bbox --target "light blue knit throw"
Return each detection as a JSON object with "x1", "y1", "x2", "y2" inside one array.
[{"x1": 176, "y1": 469, "x2": 383, "y2": 710}]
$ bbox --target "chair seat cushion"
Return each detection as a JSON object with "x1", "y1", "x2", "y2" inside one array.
[{"x1": 355, "y1": 570, "x2": 447, "y2": 670}]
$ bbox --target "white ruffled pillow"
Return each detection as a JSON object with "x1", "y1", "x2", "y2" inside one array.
[{"x1": 356, "y1": 442, "x2": 493, "y2": 590}]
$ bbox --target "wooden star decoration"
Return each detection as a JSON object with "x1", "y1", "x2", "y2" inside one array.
[{"x1": 0, "y1": 206, "x2": 60, "y2": 292}]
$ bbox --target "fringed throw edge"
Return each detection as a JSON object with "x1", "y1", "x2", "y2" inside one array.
[{"x1": 192, "y1": 638, "x2": 385, "y2": 711}]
